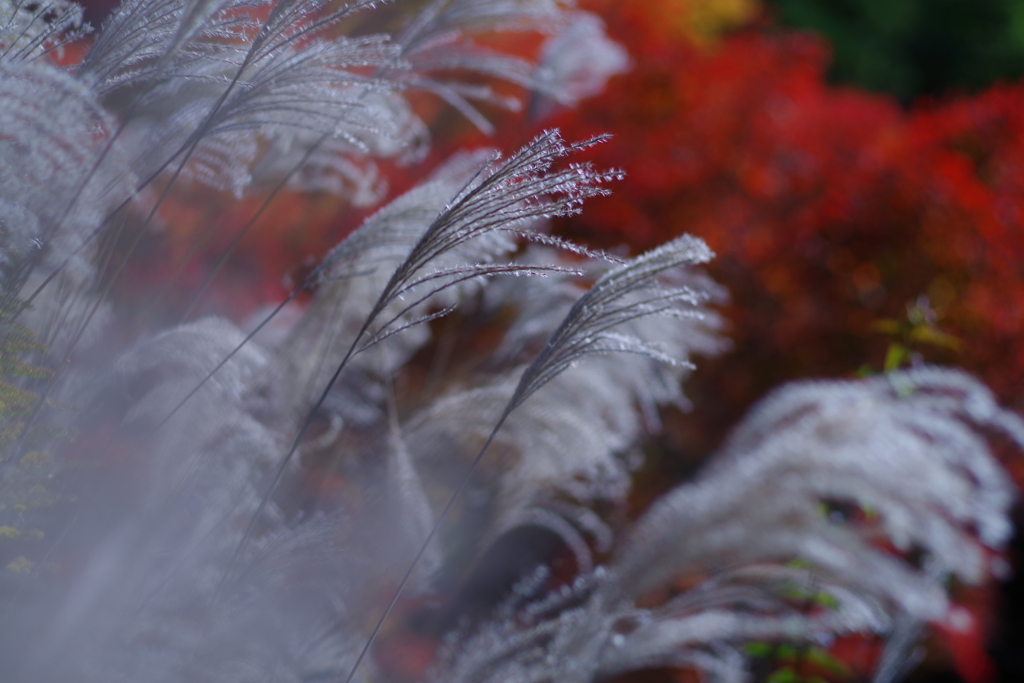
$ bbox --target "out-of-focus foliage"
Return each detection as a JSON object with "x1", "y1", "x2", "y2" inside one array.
[
  {"x1": 588, "y1": 0, "x2": 760, "y2": 46},
  {"x1": 541, "y1": 0, "x2": 1024, "y2": 419},
  {"x1": 0, "y1": 312, "x2": 60, "y2": 578},
  {"x1": 766, "y1": 0, "x2": 1024, "y2": 101}
]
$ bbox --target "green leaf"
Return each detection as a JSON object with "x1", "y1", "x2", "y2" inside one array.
[
  {"x1": 766, "y1": 666, "x2": 798, "y2": 683},
  {"x1": 744, "y1": 642, "x2": 776, "y2": 658},
  {"x1": 806, "y1": 647, "x2": 849, "y2": 675}
]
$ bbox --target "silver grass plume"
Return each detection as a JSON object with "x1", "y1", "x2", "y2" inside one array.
[
  {"x1": 225, "y1": 129, "x2": 619, "y2": 589},
  {"x1": 391, "y1": 0, "x2": 627, "y2": 132},
  {"x1": 0, "y1": 0, "x2": 89, "y2": 62},
  {"x1": 0, "y1": 56, "x2": 130, "y2": 352},
  {"x1": 402, "y1": 245, "x2": 723, "y2": 575},
  {"x1": 96, "y1": 0, "x2": 405, "y2": 201},
  {"x1": 128, "y1": 31, "x2": 402, "y2": 197},
  {"x1": 78, "y1": 0, "x2": 263, "y2": 94},
  {"x1": 340, "y1": 230, "x2": 723, "y2": 683},
  {"x1": 614, "y1": 368, "x2": 1021, "y2": 607},
  {"x1": 436, "y1": 368, "x2": 1022, "y2": 683},
  {"x1": 509, "y1": 233, "x2": 720, "y2": 412},
  {"x1": 280, "y1": 129, "x2": 617, "y2": 387}
]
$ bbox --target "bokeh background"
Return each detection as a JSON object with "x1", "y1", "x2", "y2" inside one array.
[{"x1": 78, "y1": 1, "x2": 1024, "y2": 681}]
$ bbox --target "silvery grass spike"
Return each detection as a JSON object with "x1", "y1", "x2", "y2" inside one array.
[
  {"x1": 224, "y1": 129, "x2": 618, "y2": 590},
  {"x1": 434, "y1": 369, "x2": 1022, "y2": 683},
  {"x1": 340, "y1": 231, "x2": 720, "y2": 683}
]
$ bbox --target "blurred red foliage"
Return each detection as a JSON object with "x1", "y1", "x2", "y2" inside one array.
[{"x1": 534, "y1": 2, "x2": 1024, "y2": 424}]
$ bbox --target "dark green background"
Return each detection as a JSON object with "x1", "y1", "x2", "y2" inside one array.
[{"x1": 766, "y1": 0, "x2": 1024, "y2": 101}]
